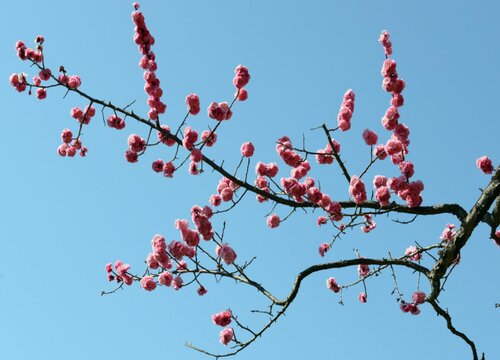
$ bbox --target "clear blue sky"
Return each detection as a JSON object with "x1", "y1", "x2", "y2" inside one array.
[{"x1": 1, "y1": 1, "x2": 499, "y2": 359}]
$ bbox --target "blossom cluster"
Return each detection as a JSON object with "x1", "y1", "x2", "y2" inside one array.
[{"x1": 132, "y1": 3, "x2": 166, "y2": 120}]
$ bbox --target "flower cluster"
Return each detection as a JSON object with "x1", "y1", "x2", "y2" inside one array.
[
  {"x1": 400, "y1": 291, "x2": 426, "y2": 316},
  {"x1": 57, "y1": 129, "x2": 87, "y2": 157},
  {"x1": 337, "y1": 89, "x2": 355, "y2": 131},
  {"x1": 132, "y1": 3, "x2": 166, "y2": 120},
  {"x1": 316, "y1": 140, "x2": 340, "y2": 165}
]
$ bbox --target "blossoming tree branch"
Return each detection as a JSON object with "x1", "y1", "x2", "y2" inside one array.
[{"x1": 9, "y1": 3, "x2": 499, "y2": 360}]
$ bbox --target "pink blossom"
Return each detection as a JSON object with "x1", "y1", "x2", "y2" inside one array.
[
  {"x1": 32, "y1": 76, "x2": 41, "y2": 86},
  {"x1": 476, "y1": 156, "x2": 494, "y2": 174},
  {"x1": 241, "y1": 142, "x2": 255, "y2": 157},
  {"x1": 362, "y1": 129, "x2": 378, "y2": 146},
  {"x1": 185, "y1": 93, "x2": 200, "y2": 115},
  {"x1": 358, "y1": 292, "x2": 367, "y2": 303},
  {"x1": 405, "y1": 246, "x2": 422, "y2": 261},
  {"x1": 208, "y1": 102, "x2": 232, "y2": 121},
  {"x1": 197, "y1": 285, "x2": 207, "y2": 296},
  {"x1": 219, "y1": 327, "x2": 234, "y2": 346},
  {"x1": 440, "y1": 223, "x2": 456, "y2": 242},
  {"x1": 190, "y1": 149, "x2": 203, "y2": 163},
  {"x1": 233, "y1": 65, "x2": 250, "y2": 89},
  {"x1": 67, "y1": 75, "x2": 81, "y2": 89},
  {"x1": 381, "y1": 59, "x2": 397, "y2": 77},
  {"x1": 163, "y1": 161, "x2": 175, "y2": 177},
  {"x1": 158, "y1": 125, "x2": 176, "y2": 146},
  {"x1": 71, "y1": 107, "x2": 84, "y2": 120},
  {"x1": 140, "y1": 276, "x2": 156, "y2": 291},
  {"x1": 128, "y1": 134, "x2": 146, "y2": 153},
  {"x1": 412, "y1": 291, "x2": 426, "y2": 305},
  {"x1": 399, "y1": 161, "x2": 414, "y2": 178},
  {"x1": 358, "y1": 263, "x2": 370, "y2": 277},
  {"x1": 373, "y1": 144, "x2": 388, "y2": 160},
  {"x1": 158, "y1": 272, "x2": 173, "y2": 286},
  {"x1": 201, "y1": 130, "x2": 217, "y2": 147},
  {"x1": 267, "y1": 214, "x2": 280, "y2": 228},
  {"x1": 220, "y1": 187, "x2": 234, "y2": 202},
  {"x1": 375, "y1": 186, "x2": 391, "y2": 206},
  {"x1": 219, "y1": 328, "x2": 234, "y2": 345},
  {"x1": 237, "y1": 88, "x2": 248, "y2": 101},
  {"x1": 210, "y1": 194, "x2": 222, "y2": 207},
  {"x1": 385, "y1": 139, "x2": 403, "y2": 156},
  {"x1": 216, "y1": 243, "x2": 237, "y2": 265},
  {"x1": 379, "y1": 30, "x2": 393, "y2": 56},
  {"x1": 107, "y1": 115, "x2": 126, "y2": 130},
  {"x1": 172, "y1": 276, "x2": 183, "y2": 290},
  {"x1": 349, "y1": 176, "x2": 367, "y2": 205},
  {"x1": 317, "y1": 216, "x2": 328, "y2": 226},
  {"x1": 373, "y1": 175, "x2": 387, "y2": 188},
  {"x1": 326, "y1": 277, "x2": 340, "y2": 293},
  {"x1": 152, "y1": 159, "x2": 163, "y2": 172},
  {"x1": 61, "y1": 129, "x2": 72, "y2": 144},
  {"x1": 319, "y1": 243, "x2": 330, "y2": 257},
  {"x1": 39, "y1": 68, "x2": 52, "y2": 81},
  {"x1": 391, "y1": 93, "x2": 404, "y2": 107},
  {"x1": 125, "y1": 149, "x2": 138, "y2": 163},
  {"x1": 36, "y1": 88, "x2": 47, "y2": 100},
  {"x1": 146, "y1": 253, "x2": 159, "y2": 269},
  {"x1": 182, "y1": 126, "x2": 198, "y2": 149},
  {"x1": 212, "y1": 310, "x2": 232, "y2": 327}
]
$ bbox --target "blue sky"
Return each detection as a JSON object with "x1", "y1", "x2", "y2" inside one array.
[{"x1": 1, "y1": 1, "x2": 499, "y2": 359}]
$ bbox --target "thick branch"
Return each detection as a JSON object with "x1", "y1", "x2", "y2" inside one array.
[{"x1": 429, "y1": 166, "x2": 500, "y2": 301}]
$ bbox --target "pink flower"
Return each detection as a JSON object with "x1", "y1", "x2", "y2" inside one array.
[
  {"x1": 358, "y1": 263, "x2": 370, "y2": 277},
  {"x1": 219, "y1": 327, "x2": 234, "y2": 346},
  {"x1": 440, "y1": 223, "x2": 456, "y2": 242},
  {"x1": 39, "y1": 68, "x2": 52, "y2": 81},
  {"x1": 240, "y1": 142, "x2": 255, "y2": 157},
  {"x1": 237, "y1": 88, "x2": 248, "y2": 101},
  {"x1": 149, "y1": 159, "x2": 163, "y2": 173},
  {"x1": 208, "y1": 102, "x2": 232, "y2": 121},
  {"x1": 140, "y1": 276, "x2": 156, "y2": 291},
  {"x1": 375, "y1": 186, "x2": 390, "y2": 206},
  {"x1": 373, "y1": 175, "x2": 387, "y2": 188},
  {"x1": 158, "y1": 272, "x2": 173, "y2": 286},
  {"x1": 379, "y1": 30, "x2": 393, "y2": 56},
  {"x1": 267, "y1": 214, "x2": 280, "y2": 228},
  {"x1": 210, "y1": 194, "x2": 222, "y2": 207},
  {"x1": 67, "y1": 75, "x2": 81, "y2": 89},
  {"x1": 128, "y1": 134, "x2": 146, "y2": 152},
  {"x1": 163, "y1": 161, "x2": 175, "y2": 177},
  {"x1": 412, "y1": 291, "x2": 426, "y2": 305},
  {"x1": 36, "y1": 88, "x2": 47, "y2": 100},
  {"x1": 385, "y1": 139, "x2": 403, "y2": 156},
  {"x1": 190, "y1": 149, "x2": 203, "y2": 163},
  {"x1": 326, "y1": 277, "x2": 340, "y2": 293},
  {"x1": 172, "y1": 276, "x2": 183, "y2": 290},
  {"x1": 212, "y1": 310, "x2": 232, "y2": 327},
  {"x1": 185, "y1": 93, "x2": 200, "y2": 115},
  {"x1": 373, "y1": 144, "x2": 388, "y2": 160},
  {"x1": 349, "y1": 176, "x2": 367, "y2": 205},
  {"x1": 125, "y1": 149, "x2": 138, "y2": 163},
  {"x1": 318, "y1": 243, "x2": 330, "y2": 257},
  {"x1": 317, "y1": 216, "x2": 328, "y2": 226},
  {"x1": 362, "y1": 129, "x2": 378, "y2": 146},
  {"x1": 476, "y1": 156, "x2": 494, "y2": 174},
  {"x1": 358, "y1": 292, "x2": 367, "y2": 303},
  {"x1": 233, "y1": 65, "x2": 250, "y2": 89},
  {"x1": 107, "y1": 115, "x2": 126, "y2": 130},
  {"x1": 158, "y1": 125, "x2": 176, "y2": 146},
  {"x1": 61, "y1": 129, "x2": 72, "y2": 144},
  {"x1": 201, "y1": 130, "x2": 217, "y2": 147},
  {"x1": 405, "y1": 246, "x2": 422, "y2": 261},
  {"x1": 197, "y1": 285, "x2": 208, "y2": 296},
  {"x1": 215, "y1": 243, "x2": 237, "y2": 265}
]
